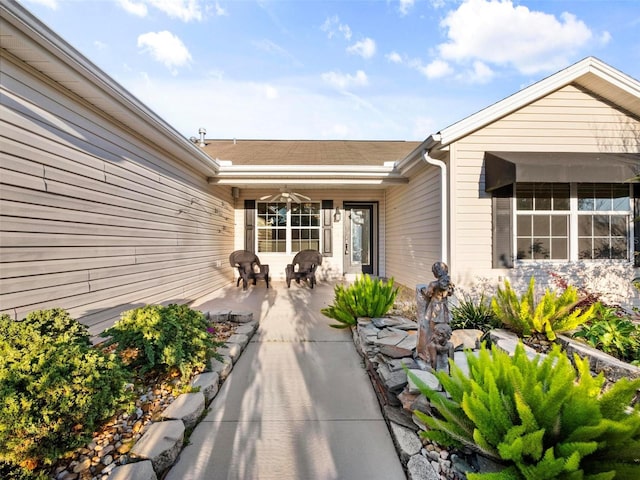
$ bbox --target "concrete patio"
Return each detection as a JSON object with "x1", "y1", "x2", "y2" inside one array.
[{"x1": 165, "y1": 280, "x2": 406, "y2": 480}]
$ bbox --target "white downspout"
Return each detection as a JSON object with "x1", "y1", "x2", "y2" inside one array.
[{"x1": 422, "y1": 150, "x2": 448, "y2": 265}]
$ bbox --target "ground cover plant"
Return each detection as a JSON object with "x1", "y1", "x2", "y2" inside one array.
[
  {"x1": 1, "y1": 304, "x2": 227, "y2": 479},
  {"x1": 322, "y1": 274, "x2": 398, "y2": 328},
  {"x1": 572, "y1": 304, "x2": 640, "y2": 365},
  {"x1": 408, "y1": 343, "x2": 640, "y2": 479},
  {"x1": 0, "y1": 309, "x2": 131, "y2": 473},
  {"x1": 491, "y1": 277, "x2": 596, "y2": 342},
  {"x1": 101, "y1": 303, "x2": 224, "y2": 380}
]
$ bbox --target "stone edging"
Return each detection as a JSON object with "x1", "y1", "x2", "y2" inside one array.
[
  {"x1": 353, "y1": 320, "x2": 640, "y2": 480},
  {"x1": 107, "y1": 310, "x2": 257, "y2": 480}
]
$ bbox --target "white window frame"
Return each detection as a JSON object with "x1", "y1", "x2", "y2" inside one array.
[
  {"x1": 256, "y1": 201, "x2": 322, "y2": 255},
  {"x1": 513, "y1": 183, "x2": 633, "y2": 262}
]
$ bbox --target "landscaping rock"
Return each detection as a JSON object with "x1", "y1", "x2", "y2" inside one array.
[
  {"x1": 191, "y1": 371, "x2": 220, "y2": 404},
  {"x1": 230, "y1": 311, "x2": 253, "y2": 323},
  {"x1": 131, "y1": 420, "x2": 184, "y2": 474},
  {"x1": 160, "y1": 392, "x2": 205, "y2": 430},
  {"x1": 390, "y1": 421, "x2": 422, "y2": 462},
  {"x1": 218, "y1": 343, "x2": 242, "y2": 363},
  {"x1": 407, "y1": 453, "x2": 440, "y2": 480},
  {"x1": 380, "y1": 344, "x2": 414, "y2": 358},
  {"x1": 377, "y1": 363, "x2": 408, "y2": 392},
  {"x1": 227, "y1": 333, "x2": 250, "y2": 350},
  {"x1": 233, "y1": 322, "x2": 258, "y2": 335},
  {"x1": 109, "y1": 460, "x2": 157, "y2": 480},
  {"x1": 209, "y1": 355, "x2": 233, "y2": 380},
  {"x1": 407, "y1": 369, "x2": 440, "y2": 393},
  {"x1": 208, "y1": 310, "x2": 231, "y2": 322},
  {"x1": 450, "y1": 329, "x2": 483, "y2": 350}
]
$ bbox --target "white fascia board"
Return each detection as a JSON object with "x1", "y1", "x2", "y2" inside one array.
[
  {"x1": 1, "y1": 1, "x2": 220, "y2": 176},
  {"x1": 210, "y1": 164, "x2": 408, "y2": 185},
  {"x1": 437, "y1": 57, "x2": 639, "y2": 147}
]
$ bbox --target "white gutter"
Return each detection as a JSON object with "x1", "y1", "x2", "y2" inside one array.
[{"x1": 422, "y1": 150, "x2": 448, "y2": 265}]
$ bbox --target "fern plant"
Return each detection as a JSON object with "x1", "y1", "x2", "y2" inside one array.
[
  {"x1": 408, "y1": 343, "x2": 640, "y2": 479},
  {"x1": 321, "y1": 275, "x2": 398, "y2": 328},
  {"x1": 491, "y1": 277, "x2": 596, "y2": 341}
]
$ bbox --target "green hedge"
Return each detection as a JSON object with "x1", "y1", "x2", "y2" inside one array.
[{"x1": 0, "y1": 310, "x2": 131, "y2": 470}]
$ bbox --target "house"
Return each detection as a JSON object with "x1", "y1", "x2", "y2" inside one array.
[
  {"x1": 1, "y1": 1, "x2": 638, "y2": 334},
  {"x1": 390, "y1": 56, "x2": 640, "y2": 303}
]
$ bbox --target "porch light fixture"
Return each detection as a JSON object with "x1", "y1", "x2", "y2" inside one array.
[{"x1": 333, "y1": 206, "x2": 341, "y2": 222}]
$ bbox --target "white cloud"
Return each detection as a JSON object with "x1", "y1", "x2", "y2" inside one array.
[
  {"x1": 264, "y1": 85, "x2": 279, "y2": 100},
  {"x1": 116, "y1": 0, "x2": 147, "y2": 17},
  {"x1": 418, "y1": 59, "x2": 453, "y2": 79},
  {"x1": 321, "y1": 15, "x2": 352, "y2": 41},
  {"x1": 458, "y1": 60, "x2": 494, "y2": 83},
  {"x1": 386, "y1": 51, "x2": 403, "y2": 64},
  {"x1": 398, "y1": 0, "x2": 415, "y2": 16},
  {"x1": 93, "y1": 40, "x2": 108, "y2": 50},
  {"x1": 347, "y1": 38, "x2": 376, "y2": 59},
  {"x1": 253, "y1": 39, "x2": 303, "y2": 67},
  {"x1": 116, "y1": 0, "x2": 206, "y2": 21},
  {"x1": 137, "y1": 31, "x2": 192, "y2": 73},
  {"x1": 437, "y1": 0, "x2": 593, "y2": 75},
  {"x1": 321, "y1": 70, "x2": 369, "y2": 90},
  {"x1": 212, "y1": 1, "x2": 227, "y2": 16}
]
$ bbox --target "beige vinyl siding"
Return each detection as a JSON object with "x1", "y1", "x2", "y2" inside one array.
[
  {"x1": 450, "y1": 84, "x2": 640, "y2": 281},
  {"x1": 232, "y1": 189, "x2": 386, "y2": 281},
  {"x1": 0, "y1": 53, "x2": 233, "y2": 335},
  {"x1": 385, "y1": 163, "x2": 442, "y2": 289}
]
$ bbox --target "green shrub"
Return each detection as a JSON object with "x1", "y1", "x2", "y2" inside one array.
[
  {"x1": 491, "y1": 277, "x2": 596, "y2": 341},
  {"x1": 101, "y1": 304, "x2": 222, "y2": 379},
  {"x1": 451, "y1": 292, "x2": 498, "y2": 332},
  {"x1": 408, "y1": 343, "x2": 640, "y2": 479},
  {"x1": 0, "y1": 311, "x2": 131, "y2": 470},
  {"x1": 573, "y1": 304, "x2": 640, "y2": 363},
  {"x1": 321, "y1": 275, "x2": 398, "y2": 329}
]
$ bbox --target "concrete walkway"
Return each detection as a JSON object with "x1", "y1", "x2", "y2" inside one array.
[{"x1": 165, "y1": 281, "x2": 406, "y2": 480}]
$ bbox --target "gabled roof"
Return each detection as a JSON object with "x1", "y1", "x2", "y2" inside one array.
[
  {"x1": 203, "y1": 139, "x2": 420, "y2": 166},
  {"x1": 204, "y1": 139, "x2": 421, "y2": 187},
  {"x1": 401, "y1": 57, "x2": 640, "y2": 166}
]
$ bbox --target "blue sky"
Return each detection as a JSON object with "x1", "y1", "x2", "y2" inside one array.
[{"x1": 19, "y1": 0, "x2": 640, "y2": 141}]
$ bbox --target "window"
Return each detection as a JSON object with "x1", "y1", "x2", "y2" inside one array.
[
  {"x1": 513, "y1": 183, "x2": 632, "y2": 262},
  {"x1": 257, "y1": 202, "x2": 320, "y2": 253},
  {"x1": 577, "y1": 184, "x2": 630, "y2": 260},
  {"x1": 516, "y1": 183, "x2": 569, "y2": 260}
]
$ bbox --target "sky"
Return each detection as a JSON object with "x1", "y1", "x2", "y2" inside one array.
[{"x1": 18, "y1": 0, "x2": 640, "y2": 141}]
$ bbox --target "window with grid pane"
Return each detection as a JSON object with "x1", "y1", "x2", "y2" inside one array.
[
  {"x1": 256, "y1": 202, "x2": 321, "y2": 253},
  {"x1": 577, "y1": 183, "x2": 630, "y2": 260},
  {"x1": 516, "y1": 183, "x2": 569, "y2": 260},
  {"x1": 291, "y1": 203, "x2": 321, "y2": 251}
]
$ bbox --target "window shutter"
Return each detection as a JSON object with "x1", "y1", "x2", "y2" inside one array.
[
  {"x1": 322, "y1": 200, "x2": 333, "y2": 257},
  {"x1": 244, "y1": 199, "x2": 256, "y2": 253},
  {"x1": 492, "y1": 185, "x2": 513, "y2": 268},
  {"x1": 634, "y1": 184, "x2": 639, "y2": 267}
]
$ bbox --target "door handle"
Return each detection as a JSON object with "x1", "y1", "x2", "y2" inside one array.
[{"x1": 345, "y1": 242, "x2": 349, "y2": 255}]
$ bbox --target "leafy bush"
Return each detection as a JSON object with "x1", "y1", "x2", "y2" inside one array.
[
  {"x1": 102, "y1": 304, "x2": 223, "y2": 379},
  {"x1": 573, "y1": 304, "x2": 640, "y2": 364},
  {"x1": 409, "y1": 343, "x2": 640, "y2": 479},
  {"x1": 322, "y1": 275, "x2": 398, "y2": 328},
  {"x1": 0, "y1": 311, "x2": 131, "y2": 470},
  {"x1": 451, "y1": 292, "x2": 498, "y2": 332},
  {"x1": 491, "y1": 277, "x2": 596, "y2": 341}
]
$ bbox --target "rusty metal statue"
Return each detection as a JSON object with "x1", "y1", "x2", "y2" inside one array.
[{"x1": 416, "y1": 261, "x2": 454, "y2": 371}]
